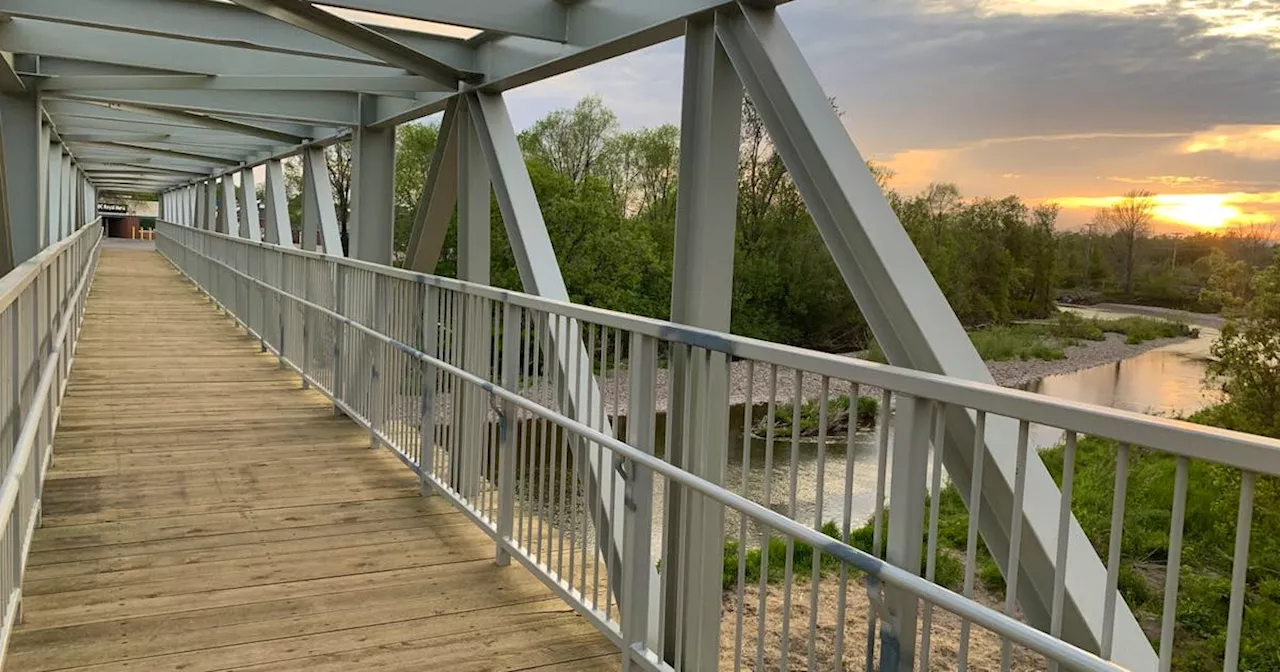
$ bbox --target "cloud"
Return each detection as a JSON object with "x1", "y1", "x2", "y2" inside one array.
[
  {"x1": 782, "y1": 1, "x2": 1280, "y2": 154},
  {"x1": 499, "y1": 0, "x2": 1280, "y2": 231},
  {"x1": 1182, "y1": 125, "x2": 1280, "y2": 161}
]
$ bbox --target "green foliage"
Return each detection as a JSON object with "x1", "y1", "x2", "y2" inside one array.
[
  {"x1": 968, "y1": 326, "x2": 1066, "y2": 362},
  {"x1": 375, "y1": 95, "x2": 1270, "y2": 358},
  {"x1": 1052, "y1": 311, "x2": 1106, "y2": 341},
  {"x1": 722, "y1": 516, "x2": 965, "y2": 593},
  {"x1": 869, "y1": 313, "x2": 1192, "y2": 364},
  {"x1": 1033, "y1": 430, "x2": 1280, "y2": 669},
  {"x1": 393, "y1": 122, "x2": 441, "y2": 259},
  {"x1": 757, "y1": 395, "x2": 879, "y2": 437},
  {"x1": 1208, "y1": 250, "x2": 1280, "y2": 439}
]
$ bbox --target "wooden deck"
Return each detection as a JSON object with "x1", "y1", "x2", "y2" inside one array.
[{"x1": 8, "y1": 247, "x2": 616, "y2": 671}]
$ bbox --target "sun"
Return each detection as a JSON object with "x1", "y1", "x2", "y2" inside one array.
[{"x1": 1151, "y1": 195, "x2": 1241, "y2": 230}]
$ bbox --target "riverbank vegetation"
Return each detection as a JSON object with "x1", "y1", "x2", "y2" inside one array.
[
  {"x1": 867, "y1": 312, "x2": 1197, "y2": 363},
  {"x1": 754, "y1": 394, "x2": 880, "y2": 438}
]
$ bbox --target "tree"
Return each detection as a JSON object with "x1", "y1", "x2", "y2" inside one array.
[
  {"x1": 922, "y1": 182, "x2": 961, "y2": 240},
  {"x1": 1197, "y1": 249, "x2": 1252, "y2": 314},
  {"x1": 519, "y1": 96, "x2": 617, "y2": 184},
  {"x1": 1208, "y1": 249, "x2": 1280, "y2": 438},
  {"x1": 393, "y1": 122, "x2": 440, "y2": 260},
  {"x1": 327, "y1": 141, "x2": 353, "y2": 255},
  {"x1": 1101, "y1": 189, "x2": 1155, "y2": 297}
]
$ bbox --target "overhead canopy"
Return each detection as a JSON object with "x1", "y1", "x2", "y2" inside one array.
[{"x1": 0, "y1": 0, "x2": 772, "y2": 192}]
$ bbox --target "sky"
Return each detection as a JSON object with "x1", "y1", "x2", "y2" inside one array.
[{"x1": 487, "y1": 0, "x2": 1280, "y2": 234}]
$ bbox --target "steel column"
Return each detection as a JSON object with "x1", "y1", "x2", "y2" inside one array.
[
  {"x1": 60, "y1": 154, "x2": 73, "y2": 238},
  {"x1": 45, "y1": 142, "x2": 63, "y2": 245},
  {"x1": 203, "y1": 179, "x2": 218, "y2": 231},
  {"x1": 0, "y1": 90, "x2": 44, "y2": 270},
  {"x1": 457, "y1": 96, "x2": 490, "y2": 283},
  {"x1": 263, "y1": 159, "x2": 292, "y2": 247},
  {"x1": 237, "y1": 168, "x2": 262, "y2": 241},
  {"x1": 658, "y1": 17, "x2": 742, "y2": 668},
  {"x1": 218, "y1": 175, "x2": 237, "y2": 235},
  {"x1": 194, "y1": 182, "x2": 206, "y2": 230},
  {"x1": 349, "y1": 97, "x2": 395, "y2": 264}
]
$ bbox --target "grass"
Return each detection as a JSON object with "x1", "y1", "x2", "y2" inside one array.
[
  {"x1": 755, "y1": 394, "x2": 879, "y2": 438},
  {"x1": 724, "y1": 403, "x2": 1276, "y2": 671},
  {"x1": 867, "y1": 312, "x2": 1198, "y2": 363},
  {"x1": 927, "y1": 407, "x2": 1277, "y2": 672},
  {"x1": 721, "y1": 518, "x2": 965, "y2": 592}
]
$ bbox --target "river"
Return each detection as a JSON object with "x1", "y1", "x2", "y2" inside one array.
[{"x1": 707, "y1": 304, "x2": 1222, "y2": 534}]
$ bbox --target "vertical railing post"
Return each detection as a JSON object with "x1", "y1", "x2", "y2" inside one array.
[
  {"x1": 332, "y1": 261, "x2": 346, "y2": 416},
  {"x1": 496, "y1": 300, "x2": 521, "y2": 566},
  {"x1": 881, "y1": 394, "x2": 932, "y2": 672},
  {"x1": 276, "y1": 249, "x2": 287, "y2": 368},
  {"x1": 419, "y1": 284, "x2": 439, "y2": 495},
  {"x1": 370, "y1": 274, "x2": 388, "y2": 447},
  {"x1": 621, "y1": 332, "x2": 657, "y2": 669},
  {"x1": 301, "y1": 254, "x2": 312, "y2": 390}
]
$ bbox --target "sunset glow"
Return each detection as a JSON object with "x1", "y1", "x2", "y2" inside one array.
[{"x1": 1054, "y1": 193, "x2": 1277, "y2": 230}]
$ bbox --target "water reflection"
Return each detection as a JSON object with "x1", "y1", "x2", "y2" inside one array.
[{"x1": 710, "y1": 329, "x2": 1219, "y2": 535}]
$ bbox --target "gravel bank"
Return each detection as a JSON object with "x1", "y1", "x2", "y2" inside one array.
[{"x1": 987, "y1": 332, "x2": 1189, "y2": 389}]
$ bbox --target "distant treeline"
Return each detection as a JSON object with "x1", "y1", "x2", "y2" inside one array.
[{"x1": 286, "y1": 96, "x2": 1275, "y2": 353}]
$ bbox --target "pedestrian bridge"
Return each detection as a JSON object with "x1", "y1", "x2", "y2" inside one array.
[{"x1": 1, "y1": 1, "x2": 1278, "y2": 671}]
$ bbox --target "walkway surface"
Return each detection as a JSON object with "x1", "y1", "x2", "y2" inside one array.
[{"x1": 8, "y1": 247, "x2": 615, "y2": 671}]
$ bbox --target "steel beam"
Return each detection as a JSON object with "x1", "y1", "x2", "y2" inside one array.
[
  {"x1": 227, "y1": 0, "x2": 476, "y2": 88},
  {"x1": 49, "y1": 90, "x2": 360, "y2": 127},
  {"x1": 313, "y1": 0, "x2": 568, "y2": 41},
  {"x1": 263, "y1": 159, "x2": 293, "y2": 247},
  {"x1": 0, "y1": 0, "x2": 476, "y2": 71},
  {"x1": 38, "y1": 74, "x2": 445, "y2": 94},
  {"x1": 371, "y1": 0, "x2": 759, "y2": 126},
  {"x1": 348, "y1": 98, "x2": 395, "y2": 264},
  {"x1": 60, "y1": 133, "x2": 172, "y2": 143},
  {"x1": 403, "y1": 99, "x2": 459, "y2": 273},
  {"x1": 301, "y1": 146, "x2": 342, "y2": 254},
  {"x1": 238, "y1": 168, "x2": 262, "y2": 241},
  {"x1": 0, "y1": 52, "x2": 23, "y2": 93},
  {"x1": 43, "y1": 99, "x2": 311, "y2": 144},
  {"x1": 0, "y1": 17, "x2": 411, "y2": 79},
  {"x1": 713, "y1": 6, "x2": 1155, "y2": 669},
  {"x1": 72, "y1": 140, "x2": 243, "y2": 167},
  {"x1": 659, "y1": 17, "x2": 742, "y2": 668},
  {"x1": 0, "y1": 90, "x2": 43, "y2": 270}
]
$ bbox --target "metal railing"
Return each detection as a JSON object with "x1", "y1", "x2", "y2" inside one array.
[
  {"x1": 156, "y1": 220, "x2": 1280, "y2": 672},
  {"x1": 0, "y1": 222, "x2": 102, "y2": 666}
]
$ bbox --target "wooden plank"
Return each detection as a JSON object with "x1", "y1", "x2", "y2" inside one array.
[{"x1": 9, "y1": 249, "x2": 611, "y2": 671}]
